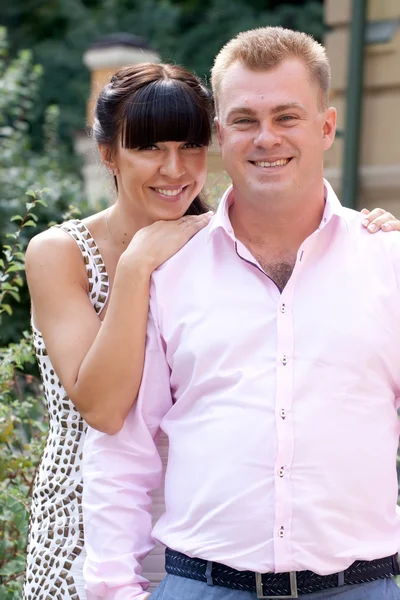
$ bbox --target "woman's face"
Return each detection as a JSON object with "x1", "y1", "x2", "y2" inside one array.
[{"x1": 110, "y1": 140, "x2": 208, "y2": 225}]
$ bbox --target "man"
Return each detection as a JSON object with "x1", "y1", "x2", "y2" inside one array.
[{"x1": 83, "y1": 27, "x2": 400, "y2": 600}]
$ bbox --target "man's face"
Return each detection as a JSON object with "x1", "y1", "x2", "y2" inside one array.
[{"x1": 215, "y1": 59, "x2": 336, "y2": 206}]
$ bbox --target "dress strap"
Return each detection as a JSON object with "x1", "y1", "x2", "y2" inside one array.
[{"x1": 56, "y1": 219, "x2": 110, "y2": 315}]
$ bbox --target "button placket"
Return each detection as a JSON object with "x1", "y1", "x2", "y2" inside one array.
[{"x1": 274, "y1": 290, "x2": 296, "y2": 570}]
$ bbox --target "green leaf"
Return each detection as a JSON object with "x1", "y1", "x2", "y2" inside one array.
[
  {"x1": 5, "y1": 264, "x2": 24, "y2": 273},
  {"x1": 13, "y1": 276, "x2": 23, "y2": 287},
  {"x1": 1, "y1": 304, "x2": 12, "y2": 316},
  {"x1": 10, "y1": 215, "x2": 23, "y2": 223},
  {"x1": 7, "y1": 291, "x2": 20, "y2": 303},
  {"x1": 22, "y1": 220, "x2": 36, "y2": 228},
  {"x1": 1, "y1": 283, "x2": 18, "y2": 291},
  {"x1": 5, "y1": 232, "x2": 19, "y2": 240},
  {"x1": 25, "y1": 190, "x2": 36, "y2": 199}
]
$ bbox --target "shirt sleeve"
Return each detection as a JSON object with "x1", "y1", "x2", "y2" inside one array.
[{"x1": 82, "y1": 307, "x2": 172, "y2": 600}]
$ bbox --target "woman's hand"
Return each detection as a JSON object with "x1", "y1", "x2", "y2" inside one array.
[
  {"x1": 123, "y1": 211, "x2": 214, "y2": 271},
  {"x1": 361, "y1": 208, "x2": 400, "y2": 233}
]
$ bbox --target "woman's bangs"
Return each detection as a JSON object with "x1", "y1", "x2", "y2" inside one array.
[{"x1": 120, "y1": 81, "x2": 210, "y2": 149}]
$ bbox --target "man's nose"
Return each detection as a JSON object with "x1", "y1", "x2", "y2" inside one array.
[
  {"x1": 160, "y1": 150, "x2": 186, "y2": 178},
  {"x1": 253, "y1": 123, "x2": 282, "y2": 148}
]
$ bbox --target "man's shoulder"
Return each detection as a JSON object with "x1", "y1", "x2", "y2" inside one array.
[
  {"x1": 342, "y1": 206, "x2": 400, "y2": 245},
  {"x1": 339, "y1": 207, "x2": 400, "y2": 276},
  {"x1": 152, "y1": 221, "x2": 212, "y2": 281}
]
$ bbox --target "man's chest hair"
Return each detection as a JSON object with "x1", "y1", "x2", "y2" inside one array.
[{"x1": 250, "y1": 246, "x2": 296, "y2": 292}]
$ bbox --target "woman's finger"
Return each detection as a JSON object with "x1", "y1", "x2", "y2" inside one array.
[
  {"x1": 361, "y1": 207, "x2": 385, "y2": 226},
  {"x1": 381, "y1": 219, "x2": 400, "y2": 232},
  {"x1": 365, "y1": 212, "x2": 396, "y2": 233},
  {"x1": 178, "y1": 211, "x2": 213, "y2": 228},
  {"x1": 181, "y1": 213, "x2": 213, "y2": 235}
]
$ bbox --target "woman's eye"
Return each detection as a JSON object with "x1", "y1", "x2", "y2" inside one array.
[
  {"x1": 182, "y1": 142, "x2": 204, "y2": 152},
  {"x1": 139, "y1": 145, "x2": 158, "y2": 151}
]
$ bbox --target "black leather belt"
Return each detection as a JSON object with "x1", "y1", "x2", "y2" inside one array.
[{"x1": 165, "y1": 548, "x2": 399, "y2": 599}]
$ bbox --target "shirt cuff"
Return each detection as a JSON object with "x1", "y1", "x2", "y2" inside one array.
[{"x1": 86, "y1": 588, "x2": 150, "y2": 600}]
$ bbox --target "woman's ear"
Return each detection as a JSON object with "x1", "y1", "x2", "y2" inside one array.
[{"x1": 98, "y1": 144, "x2": 119, "y2": 175}]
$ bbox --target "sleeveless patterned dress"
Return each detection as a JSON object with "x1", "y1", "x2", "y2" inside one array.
[{"x1": 23, "y1": 220, "x2": 168, "y2": 599}]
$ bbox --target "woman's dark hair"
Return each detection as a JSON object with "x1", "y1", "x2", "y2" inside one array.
[{"x1": 93, "y1": 63, "x2": 214, "y2": 215}]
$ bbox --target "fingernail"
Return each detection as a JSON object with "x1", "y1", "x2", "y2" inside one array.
[
  {"x1": 368, "y1": 224, "x2": 376, "y2": 232},
  {"x1": 382, "y1": 222, "x2": 390, "y2": 229},
  {"x1": 362, "y1": 219, "x2": 369, "y2": 226}
]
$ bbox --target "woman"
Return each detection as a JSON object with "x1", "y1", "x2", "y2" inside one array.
[
  {"x1": 23, "y1": 61, "x2": 399, "y2": 600},
  {"x1": 23, "y1": 62, "x2": 213, "y2": 600}
]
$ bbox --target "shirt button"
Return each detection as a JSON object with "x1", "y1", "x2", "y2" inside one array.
[
  {"x1": 280, "y1": 409, "x2": 286, "y2": 419},
  {"x1": 280, "y1": 304, "x2": 286, "y2": 313},
  {"x1": 278, "y1": 467, "x2": 285, "y2": 477},
  {"x1": 278, "y1": 526, "x2": 285, "y2": 538},
  {"x1": 281, "y1": 355, "x2": 287, "y2": 366}
]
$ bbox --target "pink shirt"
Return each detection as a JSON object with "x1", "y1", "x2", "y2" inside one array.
[{"x1": 83, "y1": 180, "x2": 400, "y2": 600}]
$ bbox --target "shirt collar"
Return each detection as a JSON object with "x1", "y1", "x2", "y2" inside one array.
[
  {"x1": 208, "y1": 178, "x2": 345, "y2": 241},
  {"x1": 320, "y1": 178, "x2": 345, "y2": 229},
  {"x1": 207, "y1": 185, "x2": 235, "y2": 241}
]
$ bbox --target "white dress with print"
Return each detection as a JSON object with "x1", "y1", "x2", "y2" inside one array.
[{"x1": 23, "y1": 220, "x2": 167, "y2": 599}]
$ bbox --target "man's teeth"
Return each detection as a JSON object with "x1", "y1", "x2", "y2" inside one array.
[
  {"x1": 254, "y1": 159, "x2": 290, "y2": 168},
  {"x1": 154, "y1": 188, "x2": 183, "y2": 196}
]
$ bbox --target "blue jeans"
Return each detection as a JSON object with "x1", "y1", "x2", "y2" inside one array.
[{"x1": 149, "y1": 574, "x2": 400, "y2": 600}]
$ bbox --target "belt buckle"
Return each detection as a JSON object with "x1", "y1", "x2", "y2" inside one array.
[{"x1": 255, "y1": 571, "x2": 298, "y2": 599}]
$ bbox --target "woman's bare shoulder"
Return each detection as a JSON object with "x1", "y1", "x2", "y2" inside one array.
[{"x1": 25, "y1": 225, "x2": 87, "y2": 288}]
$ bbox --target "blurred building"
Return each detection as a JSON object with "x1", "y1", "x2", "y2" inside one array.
[
  {"x1": 325, "y1": 0, "x2": 400, "y2": 211},
  {"x1": 75, "y1": 34, "x2": 160, "y2": 205}
]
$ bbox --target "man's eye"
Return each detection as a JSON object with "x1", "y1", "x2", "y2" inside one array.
[
  {"x1": 234, "y1": 118, "x2": 254, "y2": 124},
  {"x1": 279, "y1": 115, "x2": 296, "y2": 122}
]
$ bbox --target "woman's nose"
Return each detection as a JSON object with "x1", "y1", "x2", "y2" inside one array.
[{"x1": 160, "y1": 150, "x2": 186, "y2": 178}]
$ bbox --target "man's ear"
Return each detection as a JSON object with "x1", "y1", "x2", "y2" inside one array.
[
  {"x1": 215, "y1": 117, "x2": 223, "y2": 148},
  {"x1": 322, "y1": 107, "x2": 337, "y2": 151}
]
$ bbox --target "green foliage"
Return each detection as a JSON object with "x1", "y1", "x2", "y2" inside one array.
[
  {"x1": 0, "y1": 27, "x2": 87, "y2": 345},
  {"x1": 1, "y1": 1, "x2": 325, "y2": 148},
  {"x1": 0, "y1": 33, "x2": 86, "y2": 596},
  {"x1": 172, "y1": 0, "x2": 324, "y2": 79},
  {"x1": 0, "y1": 194, "x2": 48, "y2": 599}
]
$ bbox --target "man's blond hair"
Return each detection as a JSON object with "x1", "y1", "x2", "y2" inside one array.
[{"x1": 211, "y1": 26, "x2": 331, "y2": 113}]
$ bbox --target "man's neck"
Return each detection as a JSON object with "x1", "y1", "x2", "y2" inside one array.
[
  {"x1": 229, "y1": 185, "x2": 325, "y2": 253},
  {"x1": 228, "y1": 184, "x2": 325, "y2": 291}
]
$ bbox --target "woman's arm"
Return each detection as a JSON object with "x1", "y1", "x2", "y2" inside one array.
[
  {"x1": 25, "y1": 212, "x2": 212, "y2": 434},
  {"x1": 83, "y1": 308, "x2": 172, "y2": 600}
]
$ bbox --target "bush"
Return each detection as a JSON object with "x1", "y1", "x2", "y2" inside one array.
[
  {"x1": 0, "y1": 26, "x2": 88, "y2": 345},
  {"x1": 0, "y1": 192, "x2": 48, "y2": 599},
  {"x1": 0, "y1": 28, "x2": 86, "y2": 598}
]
